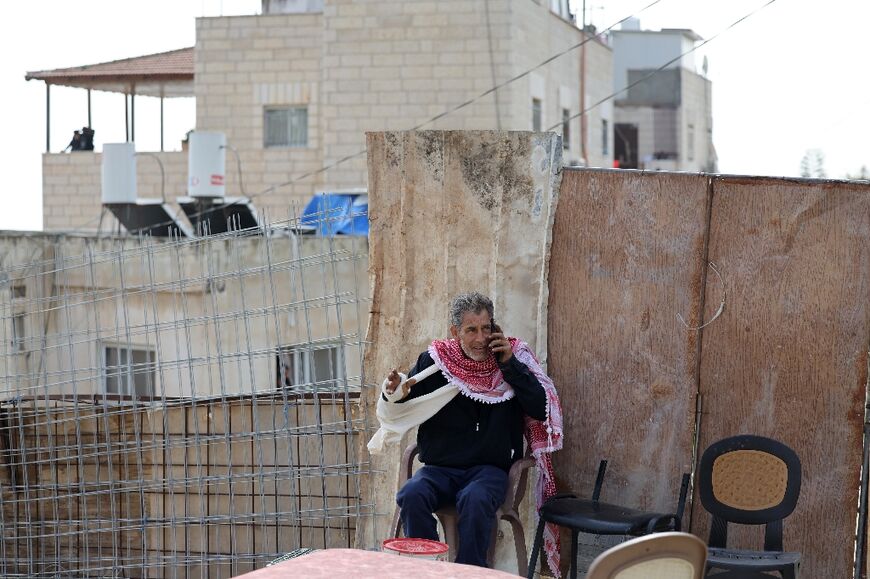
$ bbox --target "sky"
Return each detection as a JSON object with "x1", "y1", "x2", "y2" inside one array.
[{"x1": 2, "y1": 0, "x2": 868, "y2": 231}]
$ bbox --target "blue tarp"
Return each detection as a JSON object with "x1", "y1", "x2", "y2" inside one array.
[{"x1": 299, "y1": 193, "x2": 368, "y2": 236}]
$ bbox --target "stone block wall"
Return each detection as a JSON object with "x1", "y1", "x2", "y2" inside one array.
[{"x1": 42, "y1": 152, "x2": 187, "y2": 233}]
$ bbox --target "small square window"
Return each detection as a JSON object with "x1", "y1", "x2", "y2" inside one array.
[
  {"x1": 11, "y1": 286, "x2": 25, "y2": 299},
  {"x1": 104, "y1": 345, "x2": 155, "y2": 397},
  {"x1": 264, "y1": 106, "x2": 308, "y2": 148},
  {"x1": 531, "y1": 99, "x2": 542, "y2": 132}
]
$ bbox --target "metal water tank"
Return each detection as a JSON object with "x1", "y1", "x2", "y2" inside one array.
[
  {"x1": 188, "y1": 131, "x2": 226, "y2": 198},
  {"x1": 101, "y1": 143, "x2": 137, "y2": 204}
]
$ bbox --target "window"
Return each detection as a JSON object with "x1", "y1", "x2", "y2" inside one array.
[
  {"x1": 561, "y1": 109, "x2": 571, "y2": 150},
  {"x1": 11, "y1": 313, "x2": 25, "y2": 353},
  {"x1": 687, "y1": 124, "x2": 695, "y2": 161},
  {"x1": 11, "y1": 285, "x2": 25, "y2": 299},
  {"x1": 277, "y1": 343, "x2": 344, "y2": 392},
  {"x1": 104, "y1": 345, "x2": 155, "y2": 397},
  {"x1": 602, "y1": 119, "x2": 609, "y2": 155},
  {"x1": 531, "y1": 98, "x2": 542, "y2": 132},
  {"x1": 264, "y1": 106, "x2": 308, "y2": 148}
]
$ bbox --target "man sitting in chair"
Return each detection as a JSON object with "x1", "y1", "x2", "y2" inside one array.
[{"x1": 369, "y1": 292, "x2": 563, "y2": 571}]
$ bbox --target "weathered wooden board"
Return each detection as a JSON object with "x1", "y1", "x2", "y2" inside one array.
[
  {"x1": 548, "y1": 169, "x2": 710, "y2": 512},
  {"x1": 692, "y1": 177, "x2": 870, "y2": 578},
  {"x1": 359, "y1": 131, "x2": 562, "y2": 569}
]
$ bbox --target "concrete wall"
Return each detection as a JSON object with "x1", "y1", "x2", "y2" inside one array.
[
  {"x1": 358, "y1": 130, "x2": 562, "y2": 573},
  {"x1": 195, "y1": 13, "x2": 326, "y2": 217},
  {"x1": 42, "y1": 151, "x2": 187, "y2": 232},
  {"x1": 510, "y1": 1, "x2": 613, "y2": 168},
  {"x1": 680, "y1": 69, "x2": 715, "y2": 171},
  {"x1": 319, "y1": 0, "x2": 514, "y2": 190},
  {"x1": 0, "y1": 233, "x2": 368, "y2": 401},
  {"x1": 612, "y1": 30, "x2": 699, "y2": 93}
]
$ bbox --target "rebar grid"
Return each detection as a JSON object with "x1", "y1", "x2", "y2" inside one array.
[{"x1": 0, "y1": 215, "x2": 371, "y2": 578}]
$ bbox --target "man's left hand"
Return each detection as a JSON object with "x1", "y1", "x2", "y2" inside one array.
[{"x1": 488, "y1": 330, "x2": 512, "y2": 364}]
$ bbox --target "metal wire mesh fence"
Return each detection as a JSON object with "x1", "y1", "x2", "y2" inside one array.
[{"x1": 0, "y1": 218, "x2": 371, "y2": 578}]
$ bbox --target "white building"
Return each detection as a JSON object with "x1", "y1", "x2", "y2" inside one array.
[{"x1": 610, "y1": 21, "x2": 716, "y2": 172}]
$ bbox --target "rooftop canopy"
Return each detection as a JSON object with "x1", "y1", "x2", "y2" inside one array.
[{"x1": 25, "y1": 47, "x2": 194, "y2": 97}]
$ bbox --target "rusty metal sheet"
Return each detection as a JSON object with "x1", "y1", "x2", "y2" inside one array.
[
  {"x1": 692, "y1": 177, "x2": 870, "y2": 578},
  {"x1": 547, "y1": 169, "x2": 710, "y2": 512}
]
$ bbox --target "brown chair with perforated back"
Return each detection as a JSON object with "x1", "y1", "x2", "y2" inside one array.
[
  {"x1": 586, "y1": 532, "x2": 707, "y2": 579},
  {"x1": 698, "y1": 434, "x2": 802, "y2": 579},
  {"x1": 391, "y1": 441, "x2": 535, "y2": 575}
]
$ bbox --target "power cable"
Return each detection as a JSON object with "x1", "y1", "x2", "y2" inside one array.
[
  {"x1": 69, "y1": 0, "x2": 670, "y2": 235},
  {"x1": 548, "y1": 0, "x2": 779, "y2": 132}
]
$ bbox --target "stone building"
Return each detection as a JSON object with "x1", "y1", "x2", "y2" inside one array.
[{"x1": 31, "y1": 0, "x2": 613, "y2": 232}]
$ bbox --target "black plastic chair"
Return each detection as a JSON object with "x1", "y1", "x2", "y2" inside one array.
[
  {"x1": 527, "y1": 459, "x2": 690, "y2": 579},
  {"x1": 698, "y1": 435, "x2": 802, "y2": 579}
]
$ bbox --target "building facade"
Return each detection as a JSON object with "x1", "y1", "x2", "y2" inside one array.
[
  {"x1": 40, "y1": 0, "x2": 613, "y2": 232},
  {"x1": 611, "y1": 24, "x2": 716, "y2": 172}
]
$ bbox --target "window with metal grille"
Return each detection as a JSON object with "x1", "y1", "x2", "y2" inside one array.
[
  {"x1": 104, "y1": 345, "x2": 155, "y2": 397},
  {"x1": 562, "y1": 109, "x2": 571, "y2": 150},
  {"x1": 11, "y1": 313, "x2": 25, "y2": 352},
  {"x1": 532, "y1": 98, "x2": 542, "y2": 132},
  {"x1": 277, "y1": 343, "x2": 344, "y2": 392},
  {"x1": 264, "y1": 106, "x2": 308, "y2": 148}
]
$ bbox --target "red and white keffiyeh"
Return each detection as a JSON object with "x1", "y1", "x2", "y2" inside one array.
[{"x1": 429, "y1": 337, "x2": 564, "y2": 577}]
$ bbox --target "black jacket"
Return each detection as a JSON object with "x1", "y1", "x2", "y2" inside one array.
[{"x1": 393, "y1": 351, "x2": 547, "y2": 471}]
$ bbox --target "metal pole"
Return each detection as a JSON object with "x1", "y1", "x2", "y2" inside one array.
[
  {"x1": 87, "y1": 89, "x2": 92, "y2": 128},
  {"x1": 46, "y1": 84, "x2": 51, "y2": 152},
  {"x1": 580, "y1": 28, "x2": 588, "y2": 165},
  {"x1": 160, "y1": 94, "x2": 164, "y2": 152},
  {"x1": 125, "y1": 93, "x2": 129, "y2": 142},
  {"x1": 130, "y1": 88, "x2": 135, "y2": 143}
]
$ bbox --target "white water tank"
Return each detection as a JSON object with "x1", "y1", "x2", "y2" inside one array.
[
  {"x1": 101, "y1": 143, "x2": 137, "y2": 204},
  {"x1": 188, "y1": 131, "x2": 226, "y2": 198}
]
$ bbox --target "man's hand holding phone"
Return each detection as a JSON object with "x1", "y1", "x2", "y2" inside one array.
[{"x1": 488, "y1": 323, "x2": 513, "y2": 364}]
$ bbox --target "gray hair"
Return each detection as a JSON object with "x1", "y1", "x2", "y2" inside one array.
[{"x1": 449, "y1": 292, "x2": 494, "y2": 328}]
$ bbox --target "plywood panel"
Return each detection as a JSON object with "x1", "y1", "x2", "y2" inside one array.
[
  {"x1": 548, "y1": 169, "x2": 711, "y2": 511},
  {"x1": 693, "y1": 177, "x2": 870, "y2": 578}
]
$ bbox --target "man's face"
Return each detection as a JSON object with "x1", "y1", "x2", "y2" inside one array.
[{"x1": 450, "y1": 309, "x2": 493, "y2": 361}]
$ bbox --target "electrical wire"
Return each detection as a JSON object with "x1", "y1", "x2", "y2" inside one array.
[
  {"x1": 66, "y1": 1, "x2": 666, "y2": 236},
  {"x1": 65, "y1": 0, "x2": 779, "y2": 236},
  {"x1": 548, "y1": 0, "x2": 779, "y2": 132}
]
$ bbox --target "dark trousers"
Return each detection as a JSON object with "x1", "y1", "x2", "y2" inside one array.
[{"x1": 396, "y1": 464, "x2": 508, "y2": 567}]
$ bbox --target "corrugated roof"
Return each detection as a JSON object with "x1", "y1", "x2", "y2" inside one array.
[{"x1": 25, "y1": 47, "x2": 194, "y2": 97}]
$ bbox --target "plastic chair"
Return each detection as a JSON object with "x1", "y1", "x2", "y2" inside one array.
[
  {"x1": 697, "y1": 435, "x2": 802, "y2": 579},
  {"x1": 698, "y1": 434, "x2": 801, "y2": 579},
  {"x1": 391, "y1": 441, "x2": 535, "y2": 575},
  {"x1": 527, "y1": 459, "x2": 690, "y2": 579},
  {"x1": 586, "y1": 532, "x2": 707, "y2": 579}
]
